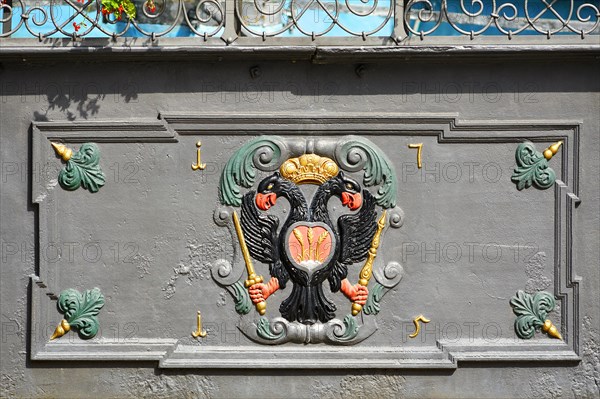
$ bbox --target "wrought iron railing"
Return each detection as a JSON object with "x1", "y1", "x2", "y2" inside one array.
[
  {"x1": 1, "y1": 0, "x2": 225, "y2": 40},
  {"x1": 405, "y1": 0, "x2": 600, "y2": 39},
  {"x1": 1, "y1": 0, "x2": 598, "y2": 42}
]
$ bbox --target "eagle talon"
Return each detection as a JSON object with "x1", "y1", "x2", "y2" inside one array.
[
  {"x1": 352, "y1": 285, "x2": 369, "y2": 305},
  {"x1": 249, "y1": 292, "x2": 265, "y2": 304},
  {"x1": 249, "y1": 277, "x2": 280, "y2": 304},
  {"x1": 340, "y1": 279, "x2": 368, "y2": 305}
]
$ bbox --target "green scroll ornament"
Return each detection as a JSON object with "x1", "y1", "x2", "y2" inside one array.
[
  {"x1": 52, "y1": 142, "x2": 106, "y2": 193},
  {"x1": 335, "y1": 137, "x2": 397, "y2": 209},
  {"x1": 336, "y1": 314, "x2": 360, "y2": 342},
  {"x1": 511, "y1": 141, "x2": 562, "y2": 191},
  {"x1": 218, "y1": 136, "x2": 284, "y2": 206},
  {"x1": 228, "y1": 280, "x2": 252, "y2": 315},
  {"x1": 509, "y1": 290, "x2": 562, "y2": 340},
  {"x1": 363, "y1": 282, "x2": 387, "y2": 315},
  {"x1": 218, "y1": 136, "x2": 398, "y2": 209},
  {"x1": 50, "y1": 288, "x2": 105, "y2": 340},
  {"x1": 256, "y1": 318, "x2": 285, "y2": 341}
]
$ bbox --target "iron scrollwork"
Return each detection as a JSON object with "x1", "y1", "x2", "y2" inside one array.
[
  {"x1": 1, "y1": 0, "x2": 598, "y2": 41},
  {"x1": 236, "y1": 0, "x2": 394, "y2": 38},
  {"x1": 0, "y1": 0, "x2": 224, "y2": 40},
  {"x1": 404, "y1": 0, "x2": 600, "y2": 39}
]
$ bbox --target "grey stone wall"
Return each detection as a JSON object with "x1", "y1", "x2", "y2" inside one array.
[{"x1": 0, "y1": 56, "x2": 599, "y2": 398}]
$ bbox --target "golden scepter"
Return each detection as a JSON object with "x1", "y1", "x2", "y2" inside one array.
[
  {"x1": 352, "y1": 211, "x2": 386, "y2": 316},
  {"x1": 232, "y1": 210, "x2": 266, "y2": 315}
]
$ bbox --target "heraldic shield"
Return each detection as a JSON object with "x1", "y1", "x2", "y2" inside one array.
[{"x1": 211, "y1": 136, "x2": 404, "y2": 345}]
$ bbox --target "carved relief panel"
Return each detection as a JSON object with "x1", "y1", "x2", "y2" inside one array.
[{"x1": 30, "y1": 114, "x2": 580, "y2": 368}]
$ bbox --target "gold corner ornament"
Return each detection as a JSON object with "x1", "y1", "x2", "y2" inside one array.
[
  {"x1": 280, "y1": 154, "x2": 339, "y2": 185},
  {"x1": 191, "y1": 311, "x2": 208, "y2": 338},
  {"x1": 542, "y1": 319, "x2": 562, "y2": 340},
  {"x1": 408, "y1": 143, "x2": 423, "y2": 169},
  {"x1": 191, "y1": 141, "x2": 207, "y2": 171},
  {"x1": 409, "y1": 314, "x2": 431, "y2": 338},
  {"x1": 50, "y1": 319, "x2": 71, "y2": 340},
  {"x1": 51, "y1": 142, "x2": 73, "y2": 161},
  {"x1": 351, "y1": 211, "x2": 386, "y2": 316},
  {"x1": 543, "y1": 141, "x2": 563, "y2": 161},
  {"x1": 232, "y1": 210, "x2": 266, "y2": 315}
]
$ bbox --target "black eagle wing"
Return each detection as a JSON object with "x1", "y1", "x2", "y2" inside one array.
[
  {"x1": 338, "y1": 189, "x2": 378, "y2": 264},
  {"x1": 328, "y1": 189, "x2": 378, "y2": 292},
  {"x1": 240, "y1": 190, "x2": 279, "y2": 265}
]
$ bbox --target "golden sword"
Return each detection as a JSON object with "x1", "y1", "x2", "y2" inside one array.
[
  {"x1": 232, "y1": 210, "x2": 266, "y2": 315},
  {"x1": 351, "y1": 211, "x2": 387, "y2": 316}
]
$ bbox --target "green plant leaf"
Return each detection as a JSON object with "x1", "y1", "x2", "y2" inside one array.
[
  {"x1": 101, "y1": 0, "x2": 136, "y2": 19},
  {"x1": 122, "y1": 0, "x2": 136, "y2": 18}
]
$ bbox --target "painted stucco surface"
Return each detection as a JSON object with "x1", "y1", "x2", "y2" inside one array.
[{"x1": 0, "y1": 57, "x2": 599, "y2": 398}]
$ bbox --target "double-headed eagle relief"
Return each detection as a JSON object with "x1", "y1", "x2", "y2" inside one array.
[
  {"x1": 212, "y1": 136, "x2": 404, "y2": 345},
  {"x1": 243, "y1": 157, "x2": 377, "y2": 325}
]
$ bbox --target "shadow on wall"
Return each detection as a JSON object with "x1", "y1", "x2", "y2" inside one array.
[
  {"x1": 0, "y1": 59, "x2": 595, "y2": 122},
  {"x1": 0, "y1": 61, "x2": 139, "y2": 122},
  {"x1": 32, "y1": 85, "x2": 138, "y2": 122}
]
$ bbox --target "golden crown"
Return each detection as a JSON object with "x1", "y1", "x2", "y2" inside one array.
[{"x1": 279, "y1": 154, "x2": 339, "y2": 185}]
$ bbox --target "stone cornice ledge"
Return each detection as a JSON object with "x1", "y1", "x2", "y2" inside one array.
[{"x1": 0, "y1": 43, "x2": 599, "y2": 63}]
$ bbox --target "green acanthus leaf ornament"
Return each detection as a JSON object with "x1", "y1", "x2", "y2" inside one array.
[
  {"x1": 363, "y1": 282, "x2": 386, "y2": 315},
  {"x1": 218, "y1": 136, "x2": 284, "y2": 207},
  {"x1": 336, "y1": 314, "x2": 360, "y2": 342},
  {"x1": 511, "y1": 141, "x2": 562, "y2": 190},
  {"x1": 52, "y1": 142, "x2": 106, "y2": 193},
  {"x1": 256, "y1": 317, "x2": 286, "y2": 341},
  {"x1": 335, "y1": 137, "x2": 397, "y2": 209},
  {"x1": 50, "y1": 288, "x2": 105, "y2": 340},
  {"x1": 509, "y1": 290, "x2": 562, "y2": 340},
  {"x1": 229, "y1": 280, "x2": 252, "y2": 315}
]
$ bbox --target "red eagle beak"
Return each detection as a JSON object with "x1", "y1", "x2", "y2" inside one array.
[
  {"x1": 256, "y1": 192, "x2": 277, "y2": 211},
  {"x1": 341, "y1": 192, "x2": 362, "y2": 211}
]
